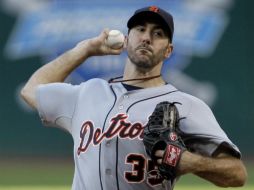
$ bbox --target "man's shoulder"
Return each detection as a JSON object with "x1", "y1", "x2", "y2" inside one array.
[
  {"x1": 78, "y1": 78, "x2": 112, "y2": 92},
  {"x1": 81, "y1": 78, "x2": 108, "y2": 87},
  {"x1": 167, "y1": 84, "x2": 209, "y2": 108},
  {"x1": 177, "y1": 90, "x2": 204, "y2": 103}
]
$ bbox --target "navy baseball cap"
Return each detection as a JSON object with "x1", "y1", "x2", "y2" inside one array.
[{"x1": 127, "y1": 6, "x2": 174, "y2": 41}]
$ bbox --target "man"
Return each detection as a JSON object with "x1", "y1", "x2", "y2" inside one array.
[{"x1": 21, "y1": 6, "x2": 247, "y2": 190}]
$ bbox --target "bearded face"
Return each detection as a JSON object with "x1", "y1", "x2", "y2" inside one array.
[{"x1": 126, "y1": 23, "x2": 172, "y2": 70}]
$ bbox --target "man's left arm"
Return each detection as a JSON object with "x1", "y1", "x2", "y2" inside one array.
[
  {"x1": 177, "y1": 150, "x2": 247, "y2": 187},
  {"x1": 172, "y1": 97, "x2": 248, "y2": 187}
]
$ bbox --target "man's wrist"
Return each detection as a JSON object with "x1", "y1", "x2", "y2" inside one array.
[{"x1": 177, "y1": 151, "x2": 203, "y2": 175}]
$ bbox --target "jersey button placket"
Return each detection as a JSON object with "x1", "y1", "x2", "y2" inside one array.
[
  {"x1": 105, "y1": 168, "x2": 112, "y2": 175},
  {"x1": 118, "y1": 104, "x2": 124, "y2": 110},
  {"x1": 102, "y1": 138, "x2": 117, "y2": 188},
  {"x1": 105, "y1": 140, "x2": 111, "y2": 147},
  {"x1": 101, "y1": 104, "x2": 120, "y2": 189}
]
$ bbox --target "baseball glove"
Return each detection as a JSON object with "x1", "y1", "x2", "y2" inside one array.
[{"x1": 143, "y1": 101, "x2": 186, "y2": 180}]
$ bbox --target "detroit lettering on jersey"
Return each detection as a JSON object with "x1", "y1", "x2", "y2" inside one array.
[{"x1": 77, "y1": 113, "x2": 145, "y2": 155}]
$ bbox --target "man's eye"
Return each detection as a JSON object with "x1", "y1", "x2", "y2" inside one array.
[
  {"x1": 136, "y1": 26, "x2": 145, "y2": 32},
  {"x1": 154, "y1": 31, "x2": 164, "y2": 37}
]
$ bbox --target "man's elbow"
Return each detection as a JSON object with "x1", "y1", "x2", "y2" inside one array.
[
  {"x1": 20, "y1": 86, "x2": 29, "y2": 102},
  {"x1": 20, "y1": 86, "x2": 37, "y2": 109},
  {"x1": 220, "y1": 163, "x2": 248, "y2": 187},
  {"x1": 231, "y1": 165, "x2": 248, "y2": 187}
]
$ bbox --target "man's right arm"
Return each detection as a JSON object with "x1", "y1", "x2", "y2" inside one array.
[{"x1": 21, "y1": 29, "x2": 123, "y2": 109}]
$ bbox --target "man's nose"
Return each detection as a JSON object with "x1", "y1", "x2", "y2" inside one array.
[{"x1": 141, "y1": 32, "x2": 151, "y2": 44}]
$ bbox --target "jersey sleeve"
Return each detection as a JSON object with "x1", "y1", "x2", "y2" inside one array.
[
  {"x1": 35, "y1": 82, "x2": 80, "y2": 133},
  {"x1": 180, "y1": 96, "x2": 241, "y2": 158}
]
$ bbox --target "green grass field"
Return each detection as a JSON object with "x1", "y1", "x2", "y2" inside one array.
[
  {"x1": 1, "y1": 186, "x2": 253, "y2": 190},
  {"x1": 0, "y1": 158, "x2": 253, "y2": 190}
]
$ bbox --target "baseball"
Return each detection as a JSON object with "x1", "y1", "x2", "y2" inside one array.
[{"x1": 106, "y1": 30, "x2": 125, "y2": 49}]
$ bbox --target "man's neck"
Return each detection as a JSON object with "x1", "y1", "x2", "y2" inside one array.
[
  {"x1": 123, "y1": 60, "x2": 166, "y2": 88},
  {"x1": 123, "y1": 78, "x2": 166, "y2": 88}
]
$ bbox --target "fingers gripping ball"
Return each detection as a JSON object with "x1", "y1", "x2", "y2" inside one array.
[
  {"x1": 105, "y1": 30, "x2": 125, "y2": 49},
  {"x1": 143, "y1": 101, "x2": 186, "y2": 180}
]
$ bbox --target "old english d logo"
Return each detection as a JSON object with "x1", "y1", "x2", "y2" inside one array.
[{"x1": 149, "y1": 6, "x2": 159, "y2": 13}]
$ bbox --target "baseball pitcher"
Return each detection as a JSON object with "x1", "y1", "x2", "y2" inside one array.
[{"x1": 21, "y1": 6, "x2": 247, "y2": 190}]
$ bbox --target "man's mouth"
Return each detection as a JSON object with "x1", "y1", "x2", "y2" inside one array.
[{"x1": 136, "y1": 46, "x2": 152, "y2": 53}]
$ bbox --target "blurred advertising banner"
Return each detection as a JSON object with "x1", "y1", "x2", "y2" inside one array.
[
  {"x1": 3, "y1": 0, "x2": 254, "y2": 157},
  {"x1": 4, "y1": 0, "x2": 233, "y2": 106}
]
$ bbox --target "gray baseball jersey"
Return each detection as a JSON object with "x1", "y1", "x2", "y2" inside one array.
[{"x1": 36, "y1": 78, "x2": 241, "y2": 190}]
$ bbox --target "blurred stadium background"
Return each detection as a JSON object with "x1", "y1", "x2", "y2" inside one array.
[{"x1": 0, "y1": 0, "x2": 253, "y2": 189}]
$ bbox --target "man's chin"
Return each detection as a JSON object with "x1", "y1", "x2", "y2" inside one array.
[
  {"x1": 134, "y1": 60, "x2": 154, "y2": 70},
  {"x1": 136, "y1": 53, "x2": 151, "y2": 62},
  {"x1": 128, "y1": 54, "x2": 154, "y2": 69}
]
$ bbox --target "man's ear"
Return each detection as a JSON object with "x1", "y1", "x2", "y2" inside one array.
[
  {"x1": 123, "y1": 36, "x2": 128, "y2": 49},
  {"x1": 164, "y1": 43, "x2": 173, "y2": 58}
]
